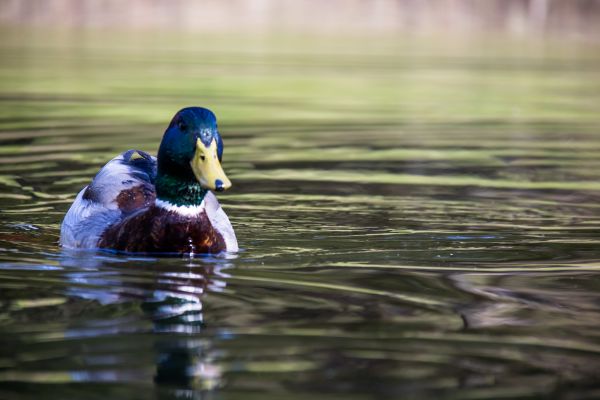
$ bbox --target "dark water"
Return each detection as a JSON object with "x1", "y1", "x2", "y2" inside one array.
[{"x1": 1, "y1": 30, "x2": 600, "y2": 399}]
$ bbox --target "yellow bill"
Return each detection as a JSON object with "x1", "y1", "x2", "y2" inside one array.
[{"x1": 190, "y1": 138, "x2": 232, "y2": 192}]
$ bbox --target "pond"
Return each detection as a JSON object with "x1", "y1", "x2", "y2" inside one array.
[{"x1": 1, "y1": 29, "x2": 600, "y2": 399}]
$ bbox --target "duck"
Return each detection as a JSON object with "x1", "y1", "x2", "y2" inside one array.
[{"x1": 60, "y1": 107, "x2": 238, "y2": 255}]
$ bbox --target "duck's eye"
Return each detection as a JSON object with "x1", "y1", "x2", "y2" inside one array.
[
  {"x1": 178, "y1": 121, "x2": 188, "y2": 131},
  {"x1": 200, "y1": 154, "x2": 206, "y2": 161}
]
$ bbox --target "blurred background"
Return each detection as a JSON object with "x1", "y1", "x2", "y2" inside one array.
[
  {"x1": 2, "y1": 1, "x2": 600, "y2": 400},
  {"x1": 1, "y1": 0, "x2": 600, "y2": 38}
]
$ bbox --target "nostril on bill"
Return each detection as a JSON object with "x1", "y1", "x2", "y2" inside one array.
[{"x1": 215, "y1": 179, "x2": 224, "y2": 192}]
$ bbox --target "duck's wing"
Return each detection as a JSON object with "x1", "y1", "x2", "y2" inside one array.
[{"x1": 60, "y1": 150, "x2": 157, "y2": 249}]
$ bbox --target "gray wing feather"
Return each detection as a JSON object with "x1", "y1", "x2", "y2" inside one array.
[{"x1": 60, "y1": 150, "x2": 156, "y2": 249}]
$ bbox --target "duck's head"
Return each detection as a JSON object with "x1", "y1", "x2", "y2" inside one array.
[{"x1": 157, "y1": 107, "x2": 231, "y2": 192}]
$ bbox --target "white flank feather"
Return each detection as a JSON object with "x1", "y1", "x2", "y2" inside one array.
[{"x1": 204, "y1": 192, "x2": 238, "y2": 252}]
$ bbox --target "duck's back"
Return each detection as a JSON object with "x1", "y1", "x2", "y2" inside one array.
[{"x1": 60, "y1": 150, "x2": 157, "y2": 249}]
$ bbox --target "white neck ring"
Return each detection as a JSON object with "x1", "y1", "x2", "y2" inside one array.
[{"x1": 155, "y1": 199, "x2": 205, "y2": 217}]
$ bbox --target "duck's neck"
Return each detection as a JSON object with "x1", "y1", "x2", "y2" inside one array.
[{"x1": 155, "y1": 172, "x2": 207, "y2": 207}]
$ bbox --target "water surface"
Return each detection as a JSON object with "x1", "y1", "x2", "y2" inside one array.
[{"x1": 1, "y1": 30, "x2": 600, "y2": 399}]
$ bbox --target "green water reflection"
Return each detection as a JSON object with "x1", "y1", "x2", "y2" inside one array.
[{"x1": 1, "y1": 29, "x2": 600, "y2": 399}]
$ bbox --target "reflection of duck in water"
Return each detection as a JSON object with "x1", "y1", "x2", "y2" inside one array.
[
  {"x1": 60, "y1": 107, "x2": 237, "y2": 255},
  {"x1": 61, "y1": 251, "x2": 230, "y2": 389}
]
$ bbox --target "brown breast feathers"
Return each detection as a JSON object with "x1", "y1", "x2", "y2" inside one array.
[{"x1": 98, "y1": 205, "x2": 226, "y2": 254}]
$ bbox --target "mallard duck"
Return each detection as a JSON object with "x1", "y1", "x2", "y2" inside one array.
[{"x1": 60, "y1": 107, "x2": 238, "y2": 254}]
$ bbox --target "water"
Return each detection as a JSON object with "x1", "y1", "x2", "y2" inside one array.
[{"x1": 1, "y1": 29, "x2": 600, "y2": 399}]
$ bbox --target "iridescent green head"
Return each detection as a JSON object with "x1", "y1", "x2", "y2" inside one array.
[{"x1": 156, "y1": 107, "x2": 231, "y2": 206}]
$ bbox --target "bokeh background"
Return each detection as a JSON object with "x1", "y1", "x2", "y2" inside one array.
[
  {"x1": 2, "y1": 0, "x2": 600, "y2": 37},
  {"x1": 2, "y1": 1, "x2": 600, "y2": 400}
]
